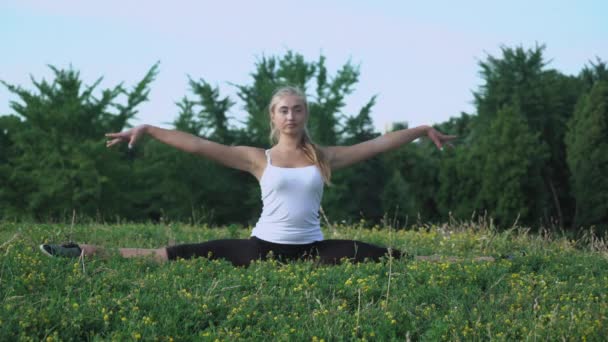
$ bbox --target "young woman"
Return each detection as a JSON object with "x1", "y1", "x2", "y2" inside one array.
[{"x1": 40, "y1": 86, "x2": 468, "y2": 266}]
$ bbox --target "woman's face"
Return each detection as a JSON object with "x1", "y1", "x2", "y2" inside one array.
[{"x1": 271, "y1": 95, "x2": 307, "y2": 136}]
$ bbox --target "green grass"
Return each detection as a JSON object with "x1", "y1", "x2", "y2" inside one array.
[{"x1": 1, "y1": 221, "x2": 607, "y2": 341}]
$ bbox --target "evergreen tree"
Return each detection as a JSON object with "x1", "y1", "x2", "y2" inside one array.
[
  {"x1": 322, "y1": 96, "x2": 384, "y2": 222},
  {"x1": 130, "y1": 80, "x2": 248, "y2": 224},
  {"x1": 381, "y1": 169, "x2": 416, "y2": 227},
  {"x1": 0, "y1": 64, "x2": 158, "y2": 220},
  {"x1": 478, "y1": 105, "x2": 548, "y2": 225},
  {"x1": 437, "y1": 114, "x2": 485, "y2": 221},
  {"x1": 566, "y1": 80, "x2": 608, "y2": 229},
  {"x1": 0, "y1": 115, "x2": 23, "y2": 218},
  {"x1": 471, "y1": 45, "x2": 578, "y2": 227}
]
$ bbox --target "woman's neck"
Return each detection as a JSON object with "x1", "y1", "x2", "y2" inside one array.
[{"x1": 275, "y1": 133, "x2": 303, "y2": 151}]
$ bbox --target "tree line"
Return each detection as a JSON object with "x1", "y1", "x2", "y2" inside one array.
[{"x1": 1, "y1": 46, "x2": 606, "y2": 231}]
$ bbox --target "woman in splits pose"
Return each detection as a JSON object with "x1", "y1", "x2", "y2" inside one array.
[{"x1": 41, "y1": 86, "x2": 490, "y2": 266}]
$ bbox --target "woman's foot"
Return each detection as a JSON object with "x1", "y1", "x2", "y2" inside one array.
[{"x1": 39, "y1": 243, "x2": 82, "y2": 258}]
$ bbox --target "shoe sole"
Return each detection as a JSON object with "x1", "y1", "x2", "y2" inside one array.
[{"x1": 39, "y1": 244, "x2": 55, "y2": 257}]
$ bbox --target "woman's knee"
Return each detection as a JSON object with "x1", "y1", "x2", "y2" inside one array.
[
  {"x1": 165, "y1": 239, "x2": 259, "y2": 266},
  {"x1": 315, "y1": 240, "x2": 390, "y2": 263}
]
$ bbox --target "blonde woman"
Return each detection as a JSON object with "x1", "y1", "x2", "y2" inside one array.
[{"x1": 41, "y1": 86, "x2": 460, "y2": 265}]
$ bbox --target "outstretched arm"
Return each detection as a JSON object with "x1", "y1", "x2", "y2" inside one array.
[
  {"x1": 105, "y1": 125, "x2": 262, "y2": 174},
  {"x1": 324, "y1": 125, "x2": 455, "y2": 170}
]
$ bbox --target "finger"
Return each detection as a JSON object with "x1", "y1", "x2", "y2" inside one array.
[
  {"x1": 432, "y1": 137, "x2": 442, "y2": 150},
  {"x1": 437, "y1": 133, "x2": 457, "y2": 141},
  {"x1": 128, "y1": 135, "x2": 138, "y2": 149},
  {"x1": 106, "y1": 138, "x2": 122, "y2": 148}
]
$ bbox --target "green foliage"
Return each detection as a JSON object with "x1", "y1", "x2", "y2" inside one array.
[
  {"x1": 381, "y1": 170, "x2": 416, "y2": 226},
  {"x1": 0, "y1": 115, "x2": 22, "y2": 218},
  {"x1": 322, "y1": 94, "x2": 386, "y2": 222},
  {"x1": 477, "y1": 105, "x2": 548, "y2": 225},
  {"x1": 579, "y1": 58, "x2": 608, "y2": 91},
  {"x1": 441, "y1": 46, "x2": 581, "y2": 228},
  {"x1": 234, "y1": 52, "x2": 363, "y2": 147},
  {"x1": 566, "y1": 80, "x2": 608, "y2": 229},
  {"x1": 1, "y1": 223, "x2": 607, "y2": 340},
  {"x1": 437, "y1": 113, "x2": 484, "y2": 220},
  {"x1": 0, "y1": 64, "x2": 158, "y2": 220},
  {"x1": 381, "y1": 122, "x2": 442, "y2": 224},
  {"x1": 1, "y1": 48, "x2": 607, "y2": 230},
  {"x1": 133, "y1": 79, "x2": 251, "y2": 224}
]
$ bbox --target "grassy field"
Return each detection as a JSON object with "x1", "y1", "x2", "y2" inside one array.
[{"x1": 1, "y1": 221, "x2": 607, "y2": 341}]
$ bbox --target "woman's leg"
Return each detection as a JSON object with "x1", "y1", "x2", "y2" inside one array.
[
  {"x1": 79, "y1": 239, "x2": 261, "y2": 266},
  {"x1": 312, "y1": 240, "x2": 495, "y2": 264},
  {"x1": 414, "y1": 255, "x2": 495, "y2": 262},
  {"x1": 79, "y1": 244, "x2": 169, "y2": 262},
  {"x1": 312, "y1": 239, "x2": 403, "y2": 264},
  {"x1": 165, "y1": 239, "x2": 260, "y2": 266}
]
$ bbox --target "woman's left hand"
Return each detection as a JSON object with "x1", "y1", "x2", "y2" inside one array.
[{"x1": 426, "y1": 127, "x2": 457, "y2": 150}]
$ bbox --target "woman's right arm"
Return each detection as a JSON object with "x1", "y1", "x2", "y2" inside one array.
[{"x1": 105, "y1": 125, "x2": 262, "y2": 174}]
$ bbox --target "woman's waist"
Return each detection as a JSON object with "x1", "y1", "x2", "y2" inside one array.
[{"x1": 251, "y1": 223, "x2": 323, "y2": 244}]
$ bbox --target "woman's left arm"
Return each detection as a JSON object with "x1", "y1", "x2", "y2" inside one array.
[{"x1": 324, "y1": 125, "x2": 455, "y2": 170}]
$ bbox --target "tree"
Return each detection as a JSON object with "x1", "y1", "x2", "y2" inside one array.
[
  {"x1": 0, "y1": 115, "x2": 23, "y2": 218},
  {"x1": 322, "y1": 95, "x2": 385, "y2": 222},
  {"x1": 477, "y1": 105, "x2": 548, "y2": 225},
  {"x1": 566, "y1": 80, "x2": 608, "y2": 230},
  {"x1": 131, "y1": 80, "x2": 249, "y2": 224},
  {"x1": 472, "y1": 45, "x2": 579, "y2": 227},
  {"x1": 437, "y1": 114, "x2": 485, "y2": 221},
  {"x1": 381, "y1": 170, "x2": 416, "y2": 227},
  {"x1": 0, "y1": 64, "x2": 158, "y2": 220}
]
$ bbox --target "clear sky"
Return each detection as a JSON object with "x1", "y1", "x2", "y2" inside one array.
[{"x1": 2, "y1": 0, "x2": 607, "y2": 133}]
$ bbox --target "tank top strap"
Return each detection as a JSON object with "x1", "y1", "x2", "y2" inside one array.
[{"x1": 265, "y1": 149, "x2": 272, "y2": 165}]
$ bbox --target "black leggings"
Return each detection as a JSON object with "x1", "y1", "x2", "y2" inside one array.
[{"x1": 166, "y1": 236, "x2": 404, "y2": 266}]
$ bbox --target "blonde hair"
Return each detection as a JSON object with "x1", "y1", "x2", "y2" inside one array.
[{"x1": 268, "y1": 86, "x2": 332, "y2": 185}]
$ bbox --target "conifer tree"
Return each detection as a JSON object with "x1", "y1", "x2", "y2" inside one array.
[
  {"x1": 566, "y1": 80, "x2": 608, "y2": 229},
  {"x1": 1, "y1": 64, "x2": 157, "y2": 220},
  {"x1": 478, "y1": 105, "x2": 548, "y2": 225}
]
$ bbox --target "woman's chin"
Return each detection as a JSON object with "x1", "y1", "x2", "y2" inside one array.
[{"x1": 281, "y1": 128, "x2": 302, "y2": 136}]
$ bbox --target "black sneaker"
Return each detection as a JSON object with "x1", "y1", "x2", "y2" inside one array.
[
  {"x1": 500, "y1": 250, "x2": 527, "y2": 260},
  {"x1": 39, "y1": 243, "x2": 82, "y2": 258}
]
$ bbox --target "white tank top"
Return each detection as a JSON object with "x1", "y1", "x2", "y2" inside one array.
[{"x1": 251, "y1": 149, "x2": 324, "y2": 244}]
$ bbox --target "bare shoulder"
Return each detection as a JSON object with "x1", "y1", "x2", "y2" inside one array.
[
  {"x1": 231, "y1": 145, "x2": 264, "y2": 163},
  {"x1": 234, "y1": 146, "x2": 267, "y2": 179},
  {"x1": 241, "y1": 146, "x2": 266, "y2": 166}
]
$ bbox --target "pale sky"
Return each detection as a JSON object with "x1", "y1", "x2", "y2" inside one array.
[{"x1": 2, "y1": 0, "x2": 607, "y2": 133}]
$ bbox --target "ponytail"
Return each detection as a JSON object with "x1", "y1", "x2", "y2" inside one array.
[{"x1": 300, "y1": 129, "x2": 332, "y2": 185}]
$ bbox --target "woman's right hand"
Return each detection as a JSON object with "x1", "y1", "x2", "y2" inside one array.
[{"x1": 105, "y1": 125, "x2": 148, "y2": 149}]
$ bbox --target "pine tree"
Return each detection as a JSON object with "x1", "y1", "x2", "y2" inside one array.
[
  {"x1": 566, "y1": 80, "x2": 608, "y2": 229},
  {"x1": 437, "y1": 113, "x2": 483, "y2": 220},
  {"x1": 381, "y1": 170, "x2": 416, "y2": 227},
  {"x1": 478, "y1": 105, "x2": 548, "y2": 226},
  {"x1": 474, "y1": 45, "x2": 581, "y2": 227},
  {"x1": 0, "y1": 64, "x2": 157, "y2": 220}
]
